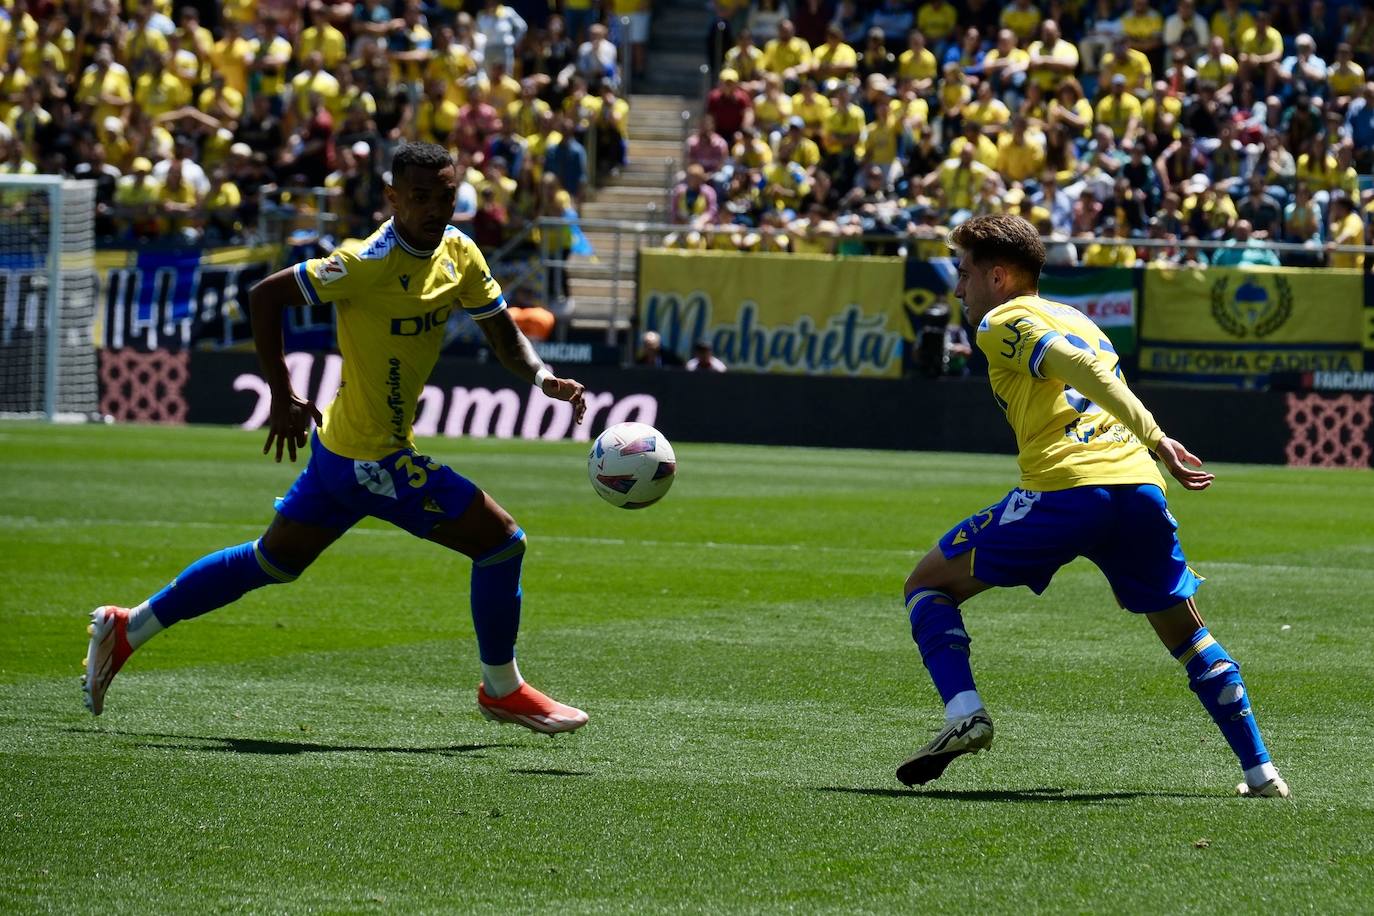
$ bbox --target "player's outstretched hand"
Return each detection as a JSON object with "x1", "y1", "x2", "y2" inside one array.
[
  {"x1": 1156, "y1": 436, "x2": 1215, "y2": 491},
  {"x1": 263, "y1": 393, "x2": 322, "y2": 463},
  {"x1": 541, "y1": 374, "x2": 587, "y2": 424}
]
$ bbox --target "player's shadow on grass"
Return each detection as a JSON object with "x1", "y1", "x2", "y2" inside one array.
[
  {"x1": 816, "y1": 786, "x2": 1208, "y2": 803},
  {"x1": 67, "y1": 728, "x2": 513, "y2": 757}
]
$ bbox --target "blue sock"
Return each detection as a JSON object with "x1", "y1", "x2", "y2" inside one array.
[
  {"x1": 148, "y1": 539, "x2": 298, "y2": 627},
  {"x1": 470, "y1": 529, "x2": 525, "y2": 665},
  {"x1": 907, "y1": 588, "x2": 977, "y2": 704},
  {"x1": 1172, "y1": 627, "x2": 1271, "y2": 769}
]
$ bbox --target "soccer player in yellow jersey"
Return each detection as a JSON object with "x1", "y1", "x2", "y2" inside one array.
[
  {"x1": 84, "y1": 144, "x2": 592, "y2": 736},
  {"x1": 895, "y1": 214, "x2": 1288, "y2": 799}
]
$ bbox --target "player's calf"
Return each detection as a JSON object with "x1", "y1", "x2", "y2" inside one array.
[
  {"x1": 81, "y1": 537, "x2": 304, "y2": 715},
  {"x1": 1171, "y1": 627, "x2": 1289, "y2": 797}
]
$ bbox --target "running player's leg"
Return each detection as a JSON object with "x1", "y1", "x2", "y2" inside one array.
[
  {"x1": 1147, "y1": 598, "x2": 1288, "y2": 798},
  {"x1": 361, "y1": 446, "x2": 585, "y2": 734},
  {"x1": 84, "y1": 436, "x2": 357, "y2": 715},
  {"x1": 896, "y1": 546, "x2": 997, "y2": 786},
  {"x1": 897, "y1": 488, "x2": 1090, "y2": 786},
  {"x1": 1088, "y1": 484, "x2": 1287, "y2": 798},
  {"x1": 425, "y1": 492, "x2": 589, "y2": 734}
]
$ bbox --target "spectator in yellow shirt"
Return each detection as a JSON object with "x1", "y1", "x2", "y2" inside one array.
[
  {"x1": 775, "y1": 117, "x2": 822, "y2": 171},
  {"x1": 1000, "y1": 0, "x2": 1043, "y2": 44},
  {"x1": 75, "y1": 44, "x2": 132, "y2": 127},
  {"x1": 863, "y1": 95, "x2": 905, "y2": 176},
  {"x1": 1209, "y1": 0, "x2": 1254, "y2": 54},
  {"x1": 820, "y1": 83, "x2": 865, "y2": 156},
  {"x1": 1328, "y1": 43, "x2": 1366, "y2": 107},
  {"x1": 753, "y1": 74, "x2": 794, "y2": 135},
  {"x1": 1081, "y1": 220, "x2": 1139, "y2": 266},
  {"x1": 762, "y1": 19, "x2": 812, "y2": 87},
  {"x1": 1120, "y1": 0, "x2": 1164, "y2": 59},
  {"x1": 298, "y1": 5, "x2": 348, "y2": 70},
  {"x1": 949, "y1": 119, "x2": 999, "y2": 169},
  {"x1": 1195, "y1": 36, "x2": 1238, "y2": 99},
  {"x1": 981, "y1": 29, "x2": 1030, "y2": 98},
  {"x1": 1327, "y1": 192, "x2": 1366, "y2": 270},
  {"x1": 1048, "y1": 77, "x2": 1094, "y2": 140},
  {"x1": 996, "y1": 115, "x2": 1046, "y2": 184},
  {"x1": 962, "y1": 80, "x2": 1011, "y2": 133},
  {"x1": 916, "y1": 0, "x2": 959, "y2": 45},
  {"x1": 1238, "y1": 10, "x2": 1283, "y2": 92},
  {"x1": 1027, "y1": 20, "x2": 1080, "y2": 94},
  {"x1": 923, "y1": 145, "x2": 994, "y2": 213},
  {"x1": 813, "y1": 24, "x2": 858, "y2": 82},
  {"x1": 791, "y1": 79, "x2": 833, "y2": 134},
  {"x1": 1100, "y1": 35, "x2": 1152, "y2": 95},
  {"x1": 134, "y1": 58, "x2": 191, "y2": 120},
  {"x1": 289, "y1": 52, "x2": 342, "y2": 125},
  {"x1": 1096, "y1": 73, "x2": 1143, "y2": 141},
  {"x1": 210, "y1": 20, "x2": 254, "y2": 97},
  {"x1": 899, "y1": 29, "x2": 938, "y2": 94},
  {"x1": 158, "y1": 159, "x2": 202, "y2": 241}
]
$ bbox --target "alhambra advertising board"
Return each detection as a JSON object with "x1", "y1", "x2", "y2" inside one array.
[
  {"x1": 638, "y1": 249, "x2": 907, "y2": 378},
  {"x1": 1139, "y1": 265, "x2": 1365, "y2": 386}
]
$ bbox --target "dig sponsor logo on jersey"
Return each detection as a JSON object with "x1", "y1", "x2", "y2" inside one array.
[{"x1": 391, "y1": 305, "x2": 452, "y2": 336}]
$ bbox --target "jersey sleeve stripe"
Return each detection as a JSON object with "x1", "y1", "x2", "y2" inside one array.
[
  {"x1": 466, "y1": 296, "x2": 507, "y2": 320},
  {"x1": 295, "y1": 262, "x2": 323, "y2": 305},
  {"x1": 1029, "y1": 330, "x2": 1061, "y2": 378}
]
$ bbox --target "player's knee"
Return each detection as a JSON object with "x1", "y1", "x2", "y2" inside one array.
[
  {"x1": 906, "y1": 588, "x2": 968, "y2": 649},
  {"x1": 253, "y1": 538, "x2": 305, "y2": 584},
  {"x1": 475, "y1": 527, "x2": 526, "y2": 568}
]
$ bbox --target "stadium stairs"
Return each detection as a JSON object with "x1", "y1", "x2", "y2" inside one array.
[{"x1": 568, "y1": 0, "x2": 711, "y2": 337}]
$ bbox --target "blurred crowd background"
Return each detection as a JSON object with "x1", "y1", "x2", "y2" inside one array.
[
  {"x1": 0, "y1": 0, "x2": 646, "y2": 247},
  {"x1": 668, "y1": 0, "x2": 1374, "y2": 268}
]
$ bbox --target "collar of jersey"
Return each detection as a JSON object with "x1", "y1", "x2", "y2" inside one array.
[{"x1": 389, "y1": 220, "x2": 437, "y2": 258}]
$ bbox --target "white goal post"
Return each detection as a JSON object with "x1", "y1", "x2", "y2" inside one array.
[{"x1": 0, "y1": 175, "x2": 99, "y2": 420}]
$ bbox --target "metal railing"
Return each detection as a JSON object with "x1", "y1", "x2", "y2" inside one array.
[{"x1": 493, "y1": 216, "x2": 1374, "y2": 348}]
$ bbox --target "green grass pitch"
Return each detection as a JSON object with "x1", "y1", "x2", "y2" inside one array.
[{"x1": 2, "y1": 422, "x2": 1371, "y2": 912}]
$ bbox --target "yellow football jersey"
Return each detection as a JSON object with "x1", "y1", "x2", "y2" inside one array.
[
  {"x1": 976, "y1": 295, "x2": 1165, "y2": 492},
  {"x1": 296, "y1": 221, "x2": 504, "y2": 460}
]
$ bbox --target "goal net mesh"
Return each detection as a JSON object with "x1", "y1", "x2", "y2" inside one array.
[{"x1": 0, "y1": 177, "x2": 98, "y2": 419}]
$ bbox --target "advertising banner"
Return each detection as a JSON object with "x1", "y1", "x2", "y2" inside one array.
[
  {"x1": 1139, "y1": 266, "x2": 1365, "y2": 385},
  {"x1": 1040, "y1": 267, "x2": 1138, "y2": 354},
  {"x1": 638, "y1": 249, "x2": 908, "y2": 377},
  {"x1": 98, "y1": 244, "x2": 283, "y2": 351}
]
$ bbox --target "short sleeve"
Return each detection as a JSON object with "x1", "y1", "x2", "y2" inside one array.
[
  {"x1": 294, "y1": 245, "x2": 377, "y2": 305},
  {"x1": 975, "y1": 305, "x2": 1061, "y2": 378},
  {"x1": 455, "y1": 233, "x2": 506, "y2": 320}
]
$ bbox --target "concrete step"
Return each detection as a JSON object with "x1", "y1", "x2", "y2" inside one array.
[
  {"x1": 628, "y1": 139, "x2": 683, "y2": 157},
  {"x1": 582, "y1": 202, "x2": 663, "y2": 222},
  {"x1": 628, "y1": 124, "x2": 689, "y2": 143},
  {"x1": 563, "y1": 295, "x2": 631, "y2": 321},
  {"x1": 629, "y1": 109, "x2": 692, "y2": 128},
  {"x1": 594, "y1": 185, "x2": 670, "y2": 202},
  {"x1": 628, "y1": 93, "x2": 699, "y2": 109}
]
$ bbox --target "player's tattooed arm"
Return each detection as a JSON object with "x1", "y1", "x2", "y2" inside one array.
[
  {"x1": 479, "y1": 309, "x2": 588, "y2": 423},
  {"x1": 249, "y1": 267, "x2": 323, "y2": 462}
]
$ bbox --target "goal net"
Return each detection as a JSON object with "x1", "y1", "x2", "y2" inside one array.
[{"x1": 0, "y1": 176, "x2": 99, "y2": 420}]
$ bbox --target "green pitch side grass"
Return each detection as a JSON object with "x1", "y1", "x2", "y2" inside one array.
[{"x1": 1, "y1": 423, "x2": 1371, "y2": 913}]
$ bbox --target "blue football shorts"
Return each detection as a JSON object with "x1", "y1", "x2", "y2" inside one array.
[
  {"x1": 275, "y1": 432, "x2": 480, "y2": 537},
  {"x1": 938, "y1": 483, "x2": 1203, "y2": 614}
]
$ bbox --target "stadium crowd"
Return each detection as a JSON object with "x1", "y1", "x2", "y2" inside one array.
[
  {"x1": 0, "y1": 0, "x2": 644, "y2": 248},
  {"x1": 669, "y1": 0, "x2": 1374, "y2": 268}
]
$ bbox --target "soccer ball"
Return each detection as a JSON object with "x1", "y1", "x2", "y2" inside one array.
[{"x1": 588, "y1": 422, "x2": 677, "y2": 509}]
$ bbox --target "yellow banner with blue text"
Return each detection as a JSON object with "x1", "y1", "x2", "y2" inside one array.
[
  {"x1": 1139, "y1": 265, "x2": 1365, "y2": 384},
  {"x1": 638, "y1": 249, "x2": 907, "y2": 377}
]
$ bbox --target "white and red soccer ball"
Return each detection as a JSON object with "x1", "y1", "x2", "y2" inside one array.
[{"x1": 587, "y1": 422, "x2": 677, "y2": 509}]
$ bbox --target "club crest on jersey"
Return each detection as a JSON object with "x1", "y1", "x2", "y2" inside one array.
[
  {"x1": 398, "y1": 274, "x2": 411, "y2": 291},
  {"x1": 315, "y1": 255, "x2": 348, "y2": 285}
]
